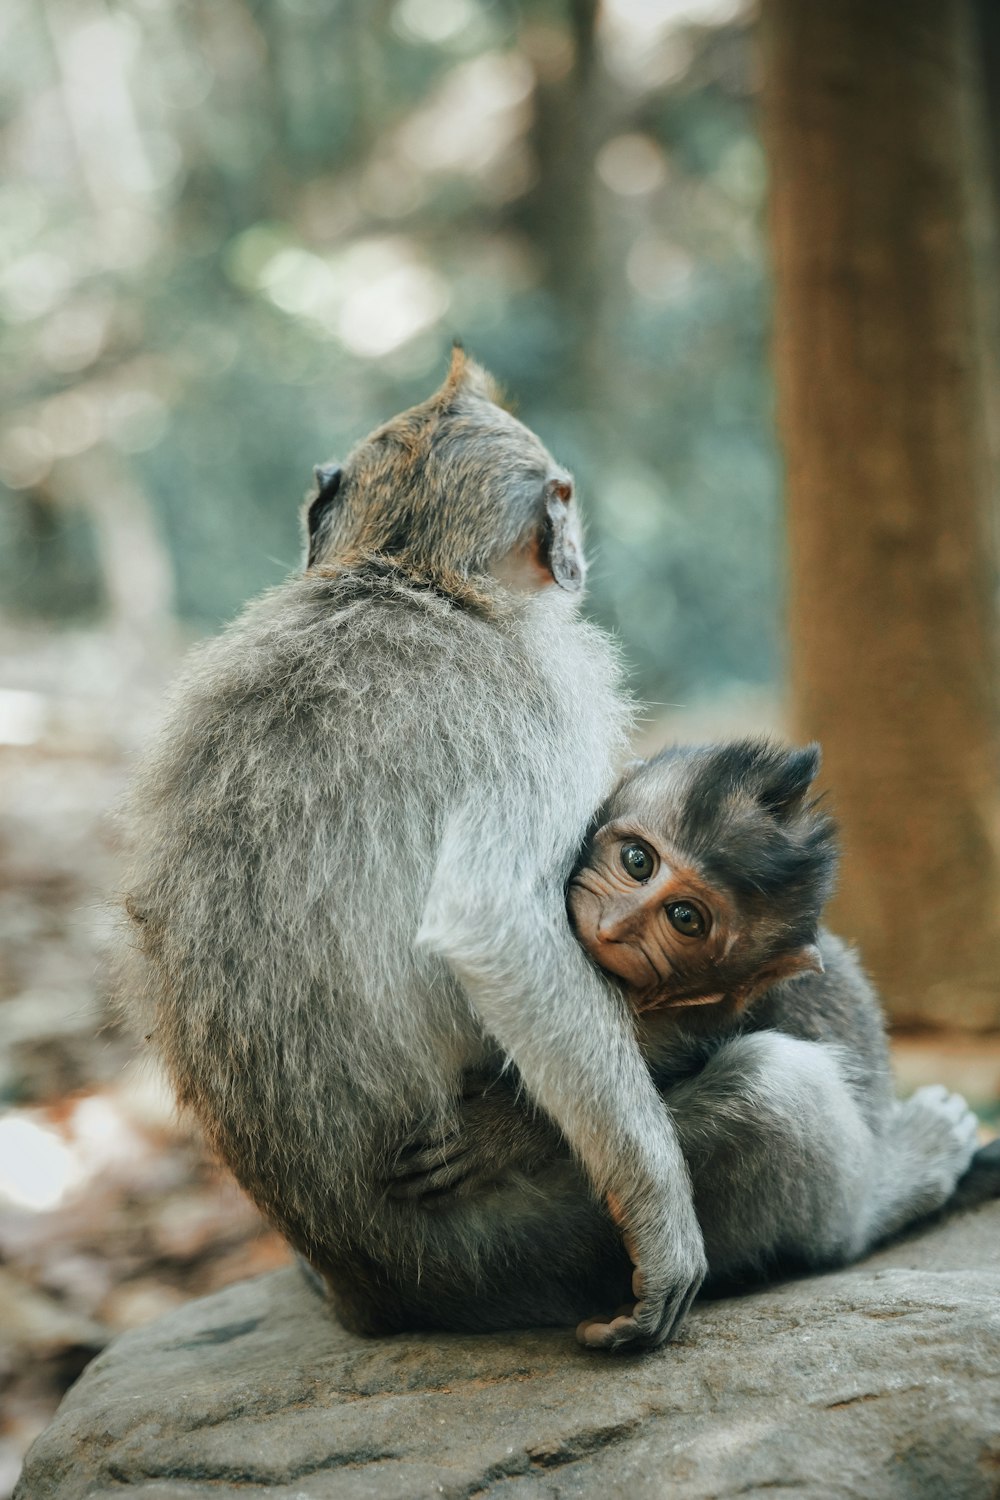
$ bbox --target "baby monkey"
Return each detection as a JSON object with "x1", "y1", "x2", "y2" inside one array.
[
  {"x1": 568, "y1": 736, "x2": 980, "y2": 1290},
  {"x1": 401, "y1": 737, "x2": 981, "y2": 1308}
]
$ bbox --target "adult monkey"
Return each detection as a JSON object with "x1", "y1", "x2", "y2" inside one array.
[{"x1": 120, "y1": 349, "x2": 704, "y2": 1350}]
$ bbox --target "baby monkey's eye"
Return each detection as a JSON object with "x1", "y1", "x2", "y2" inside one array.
[
  {"x1": 620, "y1": 841, "x2": 655, "y2": 881},
  {"x1": 666, "y1": 901, "x2": 707, "y2": 938}
]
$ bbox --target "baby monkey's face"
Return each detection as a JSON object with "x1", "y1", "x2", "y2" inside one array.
[
  {"x1": 568, "y1": 819, "x2": 741, "y2": 1012},
  {"x1": 569, "y1": 742, "x2": 834, "y2": 1015}
]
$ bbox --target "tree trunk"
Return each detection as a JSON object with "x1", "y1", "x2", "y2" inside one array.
[
  {"x1": 515, "y1": 1, "x2": 603, "y2": 413},
  {"x1": 759, "y1": 0, "x2": 1000, "y2": 1028}
]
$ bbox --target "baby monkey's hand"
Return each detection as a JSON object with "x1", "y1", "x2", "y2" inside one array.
[{"x1": 387, "y1": 1083, "x2": 560, "y2": 1201}]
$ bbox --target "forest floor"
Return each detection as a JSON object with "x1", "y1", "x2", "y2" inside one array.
[{"x1": 1, "y1": 623, "x2": 998, "y2": 1500}]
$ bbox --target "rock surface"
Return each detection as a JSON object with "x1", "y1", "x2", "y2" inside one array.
[{"x1": 16, "y1": 1202, "x2": 1000, "y2": 1500}]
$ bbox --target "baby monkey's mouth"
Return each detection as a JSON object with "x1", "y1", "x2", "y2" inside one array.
[{"x1": 567, "y1": 877, "x2": 662, "y2": 993}]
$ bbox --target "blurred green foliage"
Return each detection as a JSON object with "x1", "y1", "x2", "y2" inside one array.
[{"x1": 0, "y1": 0, "x2": 779, "y2": 707}]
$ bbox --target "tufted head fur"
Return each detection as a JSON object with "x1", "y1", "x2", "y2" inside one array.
[{"x1": 303, "y1": 347, "x2": 580, "y2": 607}]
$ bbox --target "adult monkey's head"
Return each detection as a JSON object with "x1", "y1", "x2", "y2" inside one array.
[{"x1": 303, "y1": 346, "x2": 585, "y2": 600}]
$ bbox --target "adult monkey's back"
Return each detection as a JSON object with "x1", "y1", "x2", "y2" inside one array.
[{"x1": 120, "y1": 350, "x2": 706, "y2": 1349}]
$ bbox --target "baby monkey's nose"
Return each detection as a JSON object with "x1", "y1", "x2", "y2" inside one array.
[{"x1": 597, "y1": 908, "x2": 637, "y2": 943}]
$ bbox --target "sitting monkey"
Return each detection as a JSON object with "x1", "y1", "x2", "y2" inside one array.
[
  {"x1": 122, "y1": 349, "x2": 988, "y2": 1351},
  {"x1": 121, "y1": 350, "x2": 705, "y2": 1352},
  {"x1": 397, "y1": 737, "x2": 983, "y2": 1313}
]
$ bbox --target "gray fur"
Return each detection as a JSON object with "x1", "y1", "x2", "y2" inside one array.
[
  {"x1": 119, "y1": 354, "x2": 980, "y2": 1348},
  {"x1": 643, "y1": 933, "x2": 979, "y2": 1286},
  {"x1": 118, "y1": 354, "x2": 705, "y2": 1349},
  {"x1": 409, "y1": 747, "x2": 982, "y2": 1300},
  {"x1": 627, "y1": 743, "x2": 981, "y2": 1279}
]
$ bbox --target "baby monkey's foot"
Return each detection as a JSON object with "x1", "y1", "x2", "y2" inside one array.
[{"x1": 895, "y1": 1084, "x2": 980, "y2": 1204}]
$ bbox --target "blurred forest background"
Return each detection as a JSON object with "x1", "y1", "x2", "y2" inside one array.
[{"x1": 1, "y1": 0, "x2": 999, "y2": 1490}]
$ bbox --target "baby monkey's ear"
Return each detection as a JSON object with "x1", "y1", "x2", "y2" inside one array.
[
  {"x1": 753, "y1": 743, "x2": 821, "y2": 822},
  {"x1": 744, "y1": 941, "x2": 825, "y2": 1005}
]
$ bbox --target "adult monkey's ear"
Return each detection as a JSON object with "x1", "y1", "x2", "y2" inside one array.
[
  {"x1": 539, "y1": 477, "x2": 584, "y2": 592},
  {"x1": 306, "y1": 464, "x2": 343, "y2": 568}
]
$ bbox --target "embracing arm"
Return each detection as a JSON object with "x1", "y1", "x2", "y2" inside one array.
[{"x1": 417, "y1": 814, "x2": 706, "y2": 1350}]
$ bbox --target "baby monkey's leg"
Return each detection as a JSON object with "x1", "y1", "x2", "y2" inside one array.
[{"x1": 661, "y1": 1032, "x2": 880, "y2": 1281}]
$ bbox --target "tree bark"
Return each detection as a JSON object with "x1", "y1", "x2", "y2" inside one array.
[
  {"x1": 515, "y1": 1, "x2": 603, "y2": 413},
  {"x1": 759, "y1": 0, "x2": 1000, "y2": 1028}
]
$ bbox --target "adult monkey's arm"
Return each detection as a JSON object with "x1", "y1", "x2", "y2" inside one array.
[{"x1": 419, "y1": 805, "x2": 707, "y2": 1351}]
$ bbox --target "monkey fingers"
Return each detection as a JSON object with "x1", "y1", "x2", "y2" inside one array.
[
  {"x1": 577, "y1": 1190, "x2": 704, "y2": 1351},
  {"x1": 386, "y1": 1131, "x2": 479, "y2": 1199},
  {"x1": 576, "y1": 1274, "x2": 701, "y2": 1352}
]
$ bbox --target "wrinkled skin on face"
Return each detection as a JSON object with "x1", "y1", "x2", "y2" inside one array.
[{"x1": 568, "y1": 740, "x2": 836, "y2": 1017}]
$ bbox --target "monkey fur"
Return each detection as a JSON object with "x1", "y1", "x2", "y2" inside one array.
[
  {"x1": 120, "y1": 355, "x2": 983, "y2": 1350},
  {"x1": 578, "y1": 741, "x2": 983, "y2": 1280},
  {"x1": 398, "y1": 739, "x2": 985, "y2": 1302},
  {"x1": 119, "y1": 350, "x2": 705, "y2": 1352}
]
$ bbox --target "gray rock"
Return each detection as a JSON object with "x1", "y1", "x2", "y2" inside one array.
[{"x1": 16, "y1": 1203, "x2": 1000, "y2": 1500}]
